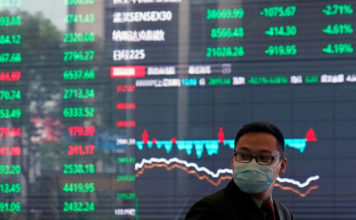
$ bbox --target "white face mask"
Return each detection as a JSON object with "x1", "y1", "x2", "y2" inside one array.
[{"x1": 232, "y1": 160, "x2": 280, "y2": 194}]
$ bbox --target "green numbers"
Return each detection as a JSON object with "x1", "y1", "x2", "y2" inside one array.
[
  {"x1": 305, "y1": 75, "x2": 319, "y2": 83},
  {"x1": 63, "y1": 50, "x2": 95, "y2": 62},
  {"x1": 0, "y1": 53, "x2": 21, "y2": 63},
  {"x1": 63, "y1": 69, "x2": 95, "y2": 80},
  {"x1": 62, "y1": 107, "x2": 95, "y2": 118},
  {"x1": 0, "y1": 109, "x2": 21, "y2": 119},
  {"x1": 322, "y1": 43, "x2": 354, "y2": 54},
  {"x1": 63, "y1": 182, "x2": 95, "y2": 193},
  {"x1": 210, "y1": 27, "x2": 244, "y2": 38},
  {"x1": 0, "y1": 34, "x2": 21, "y2": 45},
  {"x1": 208, "y1": 77, "x2": 231, "y2": 86},
  {"x1": 0, "y1": 183, "x2": 21, "y2": 193},
  {"x1": 63, "y1": 88, "x2": 95, "y2": 99},
  {"x1": 63, "y1": 164, "x2": 95, "y2": 174},
  {"x1": 323, "y1": 24, "x2": 354, "y2": 35},
  {"x1": 260, "y1": 6, "x2": 296, "y2": 17},
  {"x1": 117, "y1": 175, "x2": 136, "y2": 182},
  {"x1": 265, "y1": 45, "x2": 297, "y2": 56},
  {"x1": 0, "y1": 202, "x2": 21, "y2": 212},
  {"x1": 117, "y1": 157, "x2": 135, "y2": 163},
  {"x1": 64, "y1": 0, "x2": 94, "y2": 5},
  {"x1": 0, "y1": 16, "x2": 21, "y2": 26},
  {"x1": 0, "y1": 0, "x2": 21, "y2": 8},
  {"x1": 63, "y1": 201, "x2": 95, "y2": 212},
  {"x1": 117, "y1": 193, "x2": 136, "y2": 200},
  {"x1": 248, "y1": 76, "x2": 289, "y2": 85},
  {"x1": 0, "y1": 165, "x2": 21, "y2": 175},
  {"x1": 65, "y1": 13, "x2": 95, "y2": 24},
  {"x1": 0, "y1": 90, "x2": 21, "y2": 100},
  {"x1": 265, "y1": 25, "x2": 297, "y2": 36},
  {"x1": 206, "y1": 46, "x2": 244, "y2": 58},
  {"x1": 64, "y1": 32, "x2": 95, "y2": 43},
  {"x1": 322, "y1": 4, "x2": 353, "y2": 15},
  {"x1": 206, "y1": 8, "x2": 244, "y2": 19}
]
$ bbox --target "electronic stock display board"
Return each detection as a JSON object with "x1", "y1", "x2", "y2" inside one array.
[{"x1": 1, "y1": 0, "x2": 356, "y2": 219}]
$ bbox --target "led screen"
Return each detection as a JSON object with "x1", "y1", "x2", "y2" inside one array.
[{"x1": 1, "y1": 0, "x2": 356, "y2": 219}]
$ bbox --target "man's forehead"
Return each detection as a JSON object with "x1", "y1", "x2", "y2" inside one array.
[{"x1": 236, "y1": 132, "x2": 278, "y2": 151}]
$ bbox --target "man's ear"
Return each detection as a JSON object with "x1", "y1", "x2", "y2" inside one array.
[{"x1": 279, "y1": 157, "x2": 287, "y2": 175}]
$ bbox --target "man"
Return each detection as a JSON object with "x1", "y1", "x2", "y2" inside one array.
[{"x1": 185, "y1": 121, "x2": 293, "y2": 220}]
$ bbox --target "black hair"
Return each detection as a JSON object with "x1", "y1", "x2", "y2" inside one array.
[{"x1": 234, "y1": 121, "x2": 285, "y2": 156}]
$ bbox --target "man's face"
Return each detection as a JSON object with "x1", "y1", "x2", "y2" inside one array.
[{"x1": 232, "y1": 132, "x2": 287, "y2": 182}]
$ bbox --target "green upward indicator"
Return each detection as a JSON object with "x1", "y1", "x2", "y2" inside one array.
[
  {"x1": 265, "y1": 25, "x2": 297, "y2": 36},
  {"x1": 322, "y1": 24, "x2": 354, "y2": 35},
  {"x1": 322, "y1": 4, "x2": 353, "y2": 15},
  {"x1": 260, "y1": 6, "x2": 296, "y2": 17}
]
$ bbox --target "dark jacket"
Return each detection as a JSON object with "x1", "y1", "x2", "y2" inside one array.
[{"x1": 185, "y1": 180, "x2": 293, "y2": 220}]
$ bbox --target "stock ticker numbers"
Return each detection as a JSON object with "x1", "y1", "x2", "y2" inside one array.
[
  {"x1": 61, "y1": 0, "x2": 97, "y2": 214},
  {"x1": 2, "y1": 0, "x2": 356, "y2": 219},
  {"x1": 0, "y1": 0, "x2": 22, "y2": 214}
]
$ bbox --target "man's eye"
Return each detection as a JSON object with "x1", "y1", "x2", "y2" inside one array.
[
  {"x1": 258, "y1": 156, "x2": 270, "y2": 162},
  {"x1": 240, "y1": 154, "x2": 251, "y2": 160}
]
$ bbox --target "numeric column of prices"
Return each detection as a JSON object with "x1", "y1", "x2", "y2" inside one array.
[
  {"x1": 0, "y1": 0, "x2": 22, "y2": 214},
  {"x1": 114, "y1": 85, "x2": 137, "y2": 219},
  {"x1": 322, "y1": 4, "x2": 355, "y2": 55},
  {"x1": 260, "y1": 6, "x2": 298, "y2": 57},
  {"x1": 115, "y1": 158, "x2": 137, "y2": 218},
  {"x1": 62, "y1": 0, "x2": 97, "y2": 214},
  {"x1": 0, "y1": 126, "x2": 22, "y2": 213},
  {"x1": 205, "y1": 8, "x2": 245, "y2": 58}
]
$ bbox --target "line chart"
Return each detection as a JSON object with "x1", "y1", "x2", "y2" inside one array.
[
  {"x1": 136, "y1": 128, "x2": 317, "y2": 158},
  {"x1": 135, "y1": 157, "x2": 320, "y2": 198}
]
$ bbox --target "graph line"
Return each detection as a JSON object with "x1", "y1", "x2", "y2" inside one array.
[
  {"x1": 135, "y1": 159, "x2": 319, "y2": 197},
  {"x1": 135, "y1": 157, "x2": 320, "y2": 189},
  {"x1": 277, "y1": 175, "x2": 319, "y2": 188},
  {"x1": 136, "y1": 128, "x2": 317, "y2": 158},
  {"x1": 136, "y1": 163, "x2": 232, "y2": 187},
  {"x1": 135, "y1": 157, "x2": 232, "y2": 178},
  {"x1": 274, "y1": 183, "x2": 319, "y2": 198}
]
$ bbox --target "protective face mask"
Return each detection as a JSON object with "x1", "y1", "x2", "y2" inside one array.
[{"x1": 232, "y1": 160, "x2": 279, "y2": 194}]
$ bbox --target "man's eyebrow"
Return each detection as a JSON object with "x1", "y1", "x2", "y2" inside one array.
[
  {"x1": 237, "y1": 147, "x2": 273, "y2": 155},
  {"x1": 257, "y1": 149, "x2": 273, "y2": 155},
  {"x1": 237, "y1": 146, "x2": 252, "y2": 152}
]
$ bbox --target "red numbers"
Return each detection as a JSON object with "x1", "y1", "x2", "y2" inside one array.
[
  {"x1": 0, "y1": 128, "x2": 21, "y2": 137},
  {"x1": 68, "y1": 126, "x2": 95, "y2": 136},
  {"x1": 0, "y1": 146, "x2": 21, "y2": 156},
  {"x1": 116, "y1": 85, "x2": 135, "y2": 92},
  {"x1": 67, "y1": 145, "x2": 95, "y2": 156}
]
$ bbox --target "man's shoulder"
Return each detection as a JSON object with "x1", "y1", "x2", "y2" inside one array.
[
  {"x1": 185, "y1": 186, "x2": 230, "y2": 219},
  {"x1": 185, "y1": 181, "x2": 254, "y2": 219},
  {"x1": 274, "y1": 199, "x2": 294, "y2": 220},
  {"x1": 199, "y1": 186, "x2": 227, "y2": 205}
]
